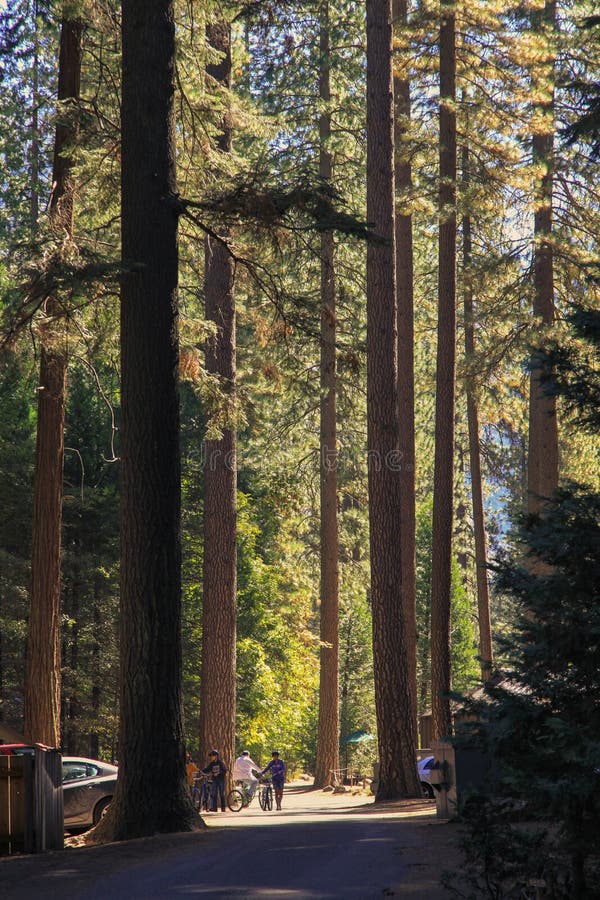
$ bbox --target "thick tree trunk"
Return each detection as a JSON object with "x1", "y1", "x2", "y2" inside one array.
[
  {"x1": 419, "y1": 600, "x2": 431, "y2": 713},
  {"x1": 314, "y1": 0, "x2": 340, "y2": 790},
  {"x1": 462, "y1": 147, "x2": 493, "y2": 682},
  {"x1": 366, "y1": 0, "x2": 419, "y2": 800},
  {"x1": 393, "y1": 0, "x2": 418, "y2": 735},
  {"x1": 24, "y1": 14, "x2": 83, "y2": 748},
  {"x1": 528, "y1": 0, "x2": 558, "y2": 516},
  {"x1": 90, "y1": 580, "x2": 101, "y2": 760},
  {"x1": 25, "y1": 344, "x2": 66, "y2": 746},
  {"x1": 104, "y1": 0, "x2": 195, "y2": 839},
  {"x1": 199, "y1": 237, "x2": 237, "y2": 774},
  {"x1": 430, "y1": 0, "x2": 456, "y2": 742},
  {"x1": 198, "y1": 16, "x2": 237, "y2": 783},
  {"x1": 64, "y1": 555, "x2": 81, "y2": 754}
]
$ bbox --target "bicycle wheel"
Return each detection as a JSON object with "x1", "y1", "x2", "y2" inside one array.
[
  {"x1": 227, "y1": 788, "x2": 244, "y2": 812},
  {"x1": 264, "y1": 786, "x2": 273, "y2": 811},
  {"x1": 191, "y1": 787, "x2": 201, "y2": 811},
  {"x1": 258, "y1": 787, "x2": 267, "y2": 810}
]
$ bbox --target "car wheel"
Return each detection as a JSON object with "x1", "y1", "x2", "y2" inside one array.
[
  {"x1": 93, "y1": 797, "x2": 112, "y2": 825},
  {"x1": 421, "y1": 782, "x2": 434, "y2": 800}
]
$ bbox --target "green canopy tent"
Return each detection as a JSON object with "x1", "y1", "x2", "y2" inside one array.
[
  {"x1": 340, "y1": 729, "x2": 374, "y2": 744},
  {"x1": 339, "y1": 730, "x2": 375, "y2": 779}
]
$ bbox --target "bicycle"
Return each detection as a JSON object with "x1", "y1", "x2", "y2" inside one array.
[
  {"x1": 227, "y1": 780, "x2": 256, "y2": 812},
  {"x1": 192, "y1": 773, "x2": 212, "y2": 812},
  {"x1": 257, "y1": 777, "x2": 273, "y2": 811}
]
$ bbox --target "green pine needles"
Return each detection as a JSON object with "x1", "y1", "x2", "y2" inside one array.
[{"x1": 445, "y1": 308, "x2": 600, "y2": 899}]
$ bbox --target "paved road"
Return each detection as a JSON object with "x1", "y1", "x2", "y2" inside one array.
[{"x1": 0, "y1": 785, "x2": 454, "y2": 899}]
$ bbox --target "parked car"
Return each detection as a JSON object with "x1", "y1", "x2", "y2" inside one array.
[
  {"x1": 418, "y1": 755, "x2": 435, "y2": 799},
  {"x1": 0, "y1": 742, "x2": 47, "y2": 755},
  {"x1": 62, "y1": 757, "x2": 118, "y2": 830},
  {"x1": 371, "y1": 755, "x2": 437, "y2": 798}
]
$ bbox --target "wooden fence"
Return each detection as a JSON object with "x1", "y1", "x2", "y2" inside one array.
[{"x1": 0, "y1": 749, "x2": 63, "y2": 854}]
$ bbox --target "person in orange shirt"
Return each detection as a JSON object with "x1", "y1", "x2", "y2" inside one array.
[{"x1": 186, "y1": 751, "x2": 199, "y2": 787}]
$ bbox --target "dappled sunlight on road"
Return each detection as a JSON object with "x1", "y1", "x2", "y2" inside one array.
[
  {"x1": 0, "y1": 780, "x2": 452, "y2": 900},
  {"x1": 171, "y1": 888, "x2": 320, "y2": 897},
  {"x1": 206, "y1": 782, "x2": 437, "y2": 829}
]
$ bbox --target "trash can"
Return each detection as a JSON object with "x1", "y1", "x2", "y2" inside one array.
[{"x1": 431, "y1": 740, "x2": 490, "y2": 819}]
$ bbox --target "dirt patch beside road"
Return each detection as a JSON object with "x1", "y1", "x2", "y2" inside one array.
[{"x1": 317, "y1": 790, "x2": 464, "y2": 896}]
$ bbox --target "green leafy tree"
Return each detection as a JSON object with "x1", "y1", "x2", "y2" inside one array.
[
  {"x1": 0, "y1": 347, "x2": 35, "y2": 725},
  {"x1": 416, "y1": 498, "x2": 479, "y2": 722},
  {"x1": 61, "y1": 360, "x2": 120, "y2": 758},
  {"x1": 449, "y1": 307, "x2": 600, "y2": 898},
  {"x1": 235, "y1": 493, "x2": 318, "y2": 773},
  {"x1": 452, "y1": 485, "x2": 600, "y2": 899},
  {"x1": 338, "y1": 589, "x2": 376, "y2": 775},
  {"x1": 0, "y1": 1, "x2": 56, "y2": 244},
  {"x1": 562, "y1": 13, "x2": 600, "y2": 158}
]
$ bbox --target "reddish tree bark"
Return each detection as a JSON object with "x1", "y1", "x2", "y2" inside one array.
[
  {"x1": 462, "y1": 145, "x2": 493, "y2": 682},
  {"x1": 101, "y1": 0, "x2": 195, "y2": 839},
  {"x1": 24, "y1": 14, "x2": 83, "y2": 748},
  {"x1": 528, "y1": 0, "x2": 559, "y2": 516},
  {"x1": 198, "y1": 15, "x2": 237, "y2": 786},
  {"x1": 366, "y1": 0, "x2": 419, "y2": 800},
  {"x1": 393, "y1": 0, "x2": 418, "y2": 733},
  {"x1": 430, "y1": 0, "x2": 456, "y2": 742},
  {"x1": 314, "y1": 0, "x2": 340, "y2": 790}
]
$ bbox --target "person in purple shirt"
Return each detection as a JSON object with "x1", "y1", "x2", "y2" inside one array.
[{"x1": 259, "y1": 750, "x2": 286, "y2": 810}]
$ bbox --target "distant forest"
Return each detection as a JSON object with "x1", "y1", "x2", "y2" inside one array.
[{"x1": 0, "y1": 0, "x2": 598, "y2": 830}]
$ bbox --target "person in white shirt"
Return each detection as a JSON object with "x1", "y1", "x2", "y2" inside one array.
[{"x1": 233, "y1": 750, "x2": 259, "y2": 799}]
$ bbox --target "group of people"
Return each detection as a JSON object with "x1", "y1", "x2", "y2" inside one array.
[{"x1": 186, "y1": 748, "x2": 286, "y2": 812}]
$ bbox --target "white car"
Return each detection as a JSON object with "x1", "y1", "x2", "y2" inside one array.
[
  {"x1": 418, "y1": 755, "x2": 435, "y2": 799},
  {"x1": 62, "y1": 756, "x2": 118, "y2": 829}
]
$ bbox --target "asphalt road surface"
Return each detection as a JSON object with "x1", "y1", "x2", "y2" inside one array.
[{"x1": 0, "y1": 784, "x2": 456, "y2": 899}]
